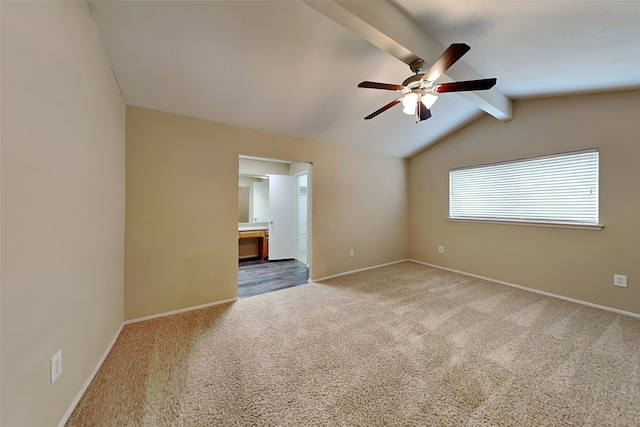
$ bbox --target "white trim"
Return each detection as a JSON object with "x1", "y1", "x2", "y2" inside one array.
[
  {"x1": 57, "y1": 322, "x2": 124, "y2": 427},
  {"x1": 447, "y1": 217, "x2": 604, "y2": 230},
  {"x1": 409, "y1": 259, "x2": 640, "y2": 319},
  {"x1": 124, "y1": 298, "x2": 238, "y2": 325},
  {"x1": 295, "y1": 167, "x2": 312, "y2": 278},
  {"x1": 312, "y1": 259, "x2": 408, "y2": 282}
]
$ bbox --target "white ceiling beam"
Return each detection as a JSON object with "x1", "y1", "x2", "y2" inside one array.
[{"x1": 303, "y1": 0, "x2": 512, "y2": 121}]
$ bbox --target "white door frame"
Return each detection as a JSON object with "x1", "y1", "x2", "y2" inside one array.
[
  {"x1": 295, "y1": 170, "x2": 309, "y2": 266},
  {"x1": 238, "y1": 155, "x2": 312, "y2": 280}
]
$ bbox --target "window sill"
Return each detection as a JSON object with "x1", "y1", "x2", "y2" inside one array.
[{"x1": 447, "y1": 217, "x2": 604, "y2": 231}]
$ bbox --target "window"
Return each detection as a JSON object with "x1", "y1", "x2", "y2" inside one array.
[{"x1": 449, "y1": 149, "x2": 599, "y2": 226}]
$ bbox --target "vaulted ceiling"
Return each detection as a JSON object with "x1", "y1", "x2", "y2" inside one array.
[{"x1": 88, "y1": 1, "x2": 640, "y2": 158}]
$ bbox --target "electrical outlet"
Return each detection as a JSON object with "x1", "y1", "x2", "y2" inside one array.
[
  {"x1": 51, "y1": 350, "x2": 62, "y2": 383},
  {"x1": 349, "y1": 249, "x2": 354, "y2": 257},
  {"x1": 614, "y1": 274, "x2": 627, "y2": 288},
  {"x1": 438, "y1": 246, "x2": 444, "y2": 254}
]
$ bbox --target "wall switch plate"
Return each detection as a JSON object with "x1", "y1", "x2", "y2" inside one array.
[
  {"x1": 51, "y1": 350, "x2": 62, "y2": 383},
  {"x1": 438, "y1": 246, "x2": 444, "y2": 254},
  {"x1": 349, "y1": 249, "x2": 354, "y2": 257},
  {"x1": 614, "y1": 274, "x2": 628, "y2": 288}
]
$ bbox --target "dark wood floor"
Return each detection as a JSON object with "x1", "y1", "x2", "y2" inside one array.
[{"x1": 238, "y1": 259, "x2": 309, "y2": 298}]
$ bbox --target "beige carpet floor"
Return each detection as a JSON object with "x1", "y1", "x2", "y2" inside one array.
[{"x1": 67, "y1": 262, "x2": 640, "y2": 426}]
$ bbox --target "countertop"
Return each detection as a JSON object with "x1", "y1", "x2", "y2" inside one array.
[{"x1": 238, "y1": 222, "x2": 269, "y2": 231}]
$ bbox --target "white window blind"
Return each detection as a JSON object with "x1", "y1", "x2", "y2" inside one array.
[{"x1": 449, "y1": 150, "x2": 599, "y2": 225}]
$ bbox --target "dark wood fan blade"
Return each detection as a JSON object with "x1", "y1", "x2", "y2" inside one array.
[
  {"x1": 358, "y1": 81, "x2": 404, "y2": 91},
  {"x1": 433, "y1": 78, "x2": 497, "y2": 93},
  {"x1": 364, "y1": 98, "x2": 402, "y2": 120},
  {"x1": 417, "y1": 101, "x2": 432, "y2": 122},
  {"x1": 422, "y1": 43, "x2": 470, "y2": 82}
]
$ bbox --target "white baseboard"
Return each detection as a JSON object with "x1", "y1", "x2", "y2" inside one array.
[
  {"x1": 409, "y1": 259, "x2": 640, "y2": 319},
  {"x1": 312, "y1": 259, "x2": 409, "y2": 282},
  {"x1": 124, "y1": 297, "x2": 238, "y2": 325},
  {"x1": 57, "y1": 322, "x2": 124, "y2": 427}
]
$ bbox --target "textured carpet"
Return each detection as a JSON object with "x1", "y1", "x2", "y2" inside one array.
[{"x1": 67, "y1": 262, "x2": 640, "y2": 426}]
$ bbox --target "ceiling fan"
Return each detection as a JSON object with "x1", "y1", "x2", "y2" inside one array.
[{"x1": 358, "y1": 43, "x2": 497, "y2": 123}]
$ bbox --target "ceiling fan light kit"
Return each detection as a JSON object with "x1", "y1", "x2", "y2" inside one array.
[
  {"x1": 358, "y1": 43, "x2": 497, "y2": 123},
  {"x1": 402, "y1": 93, "x2": 419, "y2": 115}
]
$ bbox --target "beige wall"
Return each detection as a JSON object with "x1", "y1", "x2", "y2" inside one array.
[
  {"x1": 1, "y1": 2, "x2": 125, "y2": 426},
  {"x1": 239, "y1": 157, "x2": 289, "y2": 175},
  {"x1": 125, "y1": 106, "x2": 408, "y2": 320},
  {"x1": 409, "y1": 90, "x2": 640, "y2": 315}
]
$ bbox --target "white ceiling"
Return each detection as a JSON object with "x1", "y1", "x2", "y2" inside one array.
[{"x1": 88, "y1": 1, "x2": 640, "y2": 158}]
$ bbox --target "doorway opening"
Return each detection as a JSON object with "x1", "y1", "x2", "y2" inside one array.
[
  {"x1": 296, "y1": 172, "x2": 308, "y2": 265},
  {"x1": 237, "y1": 155, "x2": 312, "y2": 298}
]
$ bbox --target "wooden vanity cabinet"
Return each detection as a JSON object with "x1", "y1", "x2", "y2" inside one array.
[{"x1": 238, "y1": 229, "x2": 269, "y2": 261}]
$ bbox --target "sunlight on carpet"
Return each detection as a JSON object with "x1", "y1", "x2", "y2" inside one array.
[{"x1": 67, "y1": 261, "x2": 640, "y2": 426}]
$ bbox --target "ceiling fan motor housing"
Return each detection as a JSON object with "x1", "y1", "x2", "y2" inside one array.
[{"x1": 409, "y1": 58, "x2": 425, "y2": 74}]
